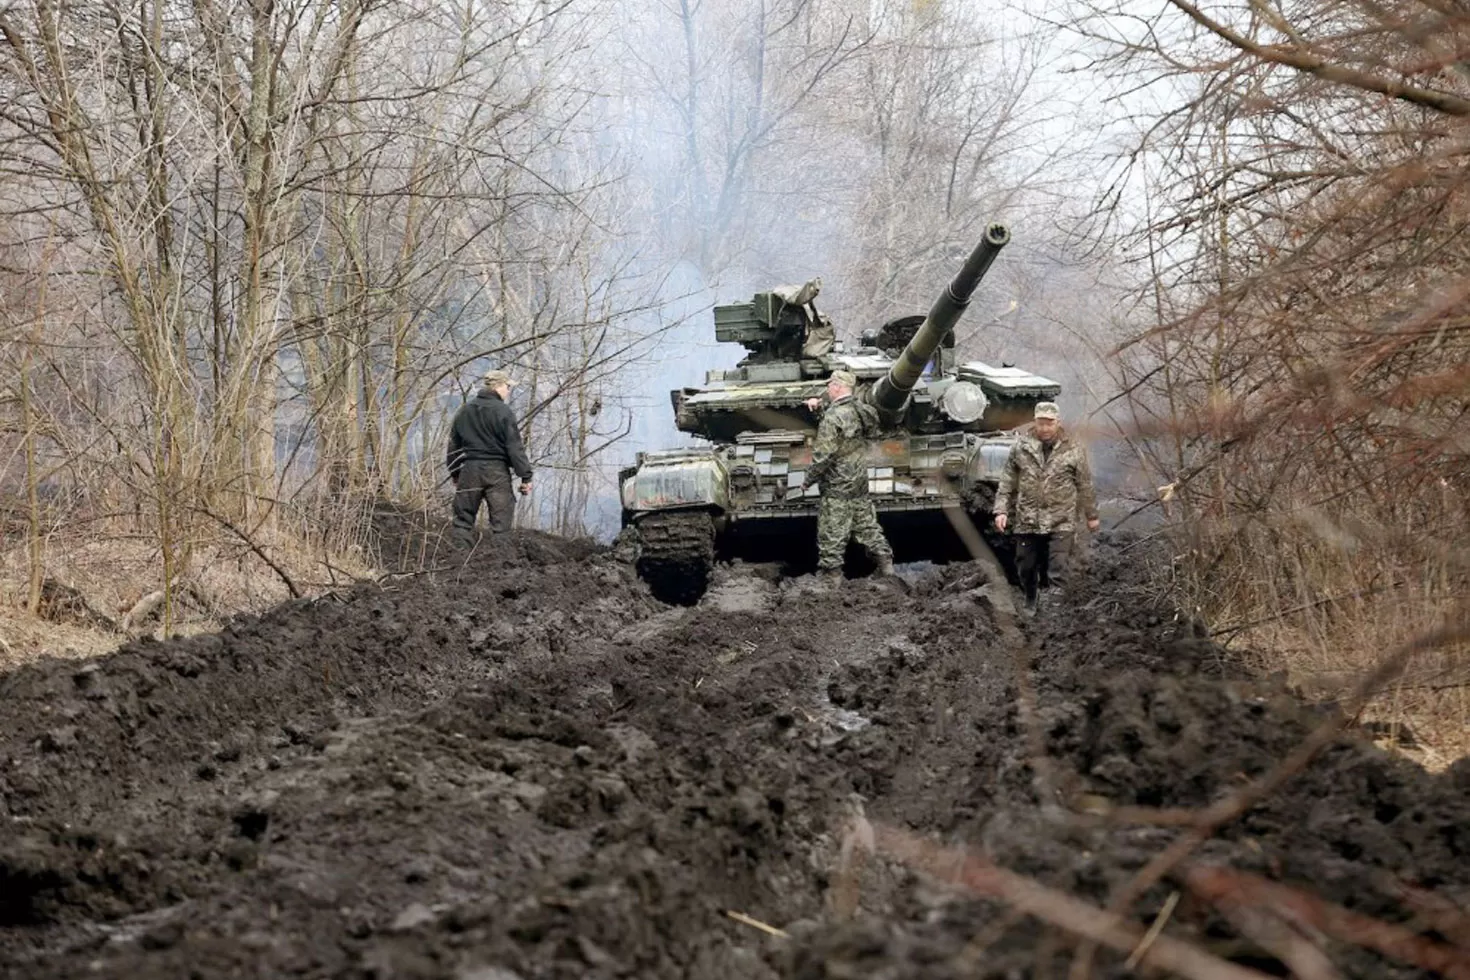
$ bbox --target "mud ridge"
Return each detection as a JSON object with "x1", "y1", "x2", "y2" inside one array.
[{"x1": 1, "y1": 530, "x2": 1466, "y2": 979}]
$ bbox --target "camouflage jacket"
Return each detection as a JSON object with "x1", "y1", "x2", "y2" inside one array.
[
  {"x1": 802, "y1": 394, "x2": 878, "y2": 499},
  {"x1": 994, "y1": 427, "x2": 1098, "y2": 534}
]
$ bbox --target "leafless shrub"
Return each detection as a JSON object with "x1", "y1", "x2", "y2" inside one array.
[{"x1": 1075, "y1": 0, "x2": 1470, "y2": 757}]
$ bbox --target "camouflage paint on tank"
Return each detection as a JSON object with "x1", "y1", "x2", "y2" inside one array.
[
  {"x1": 621, "y1": 226, "x2": 1064, "y2": 589},
  {"x1": 647, "y1": 427, "x2": 1021, "y2": 522}
]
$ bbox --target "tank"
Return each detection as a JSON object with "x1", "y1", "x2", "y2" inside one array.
[{"x1": 618, "y1": 223, "x2": 1061, "y2": 602}]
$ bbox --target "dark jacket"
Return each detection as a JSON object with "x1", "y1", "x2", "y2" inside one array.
[
  {"x1": 446, "y1": 389, "x2": 533, "y2": 481},
  {"x1": 801, "y1": 394, "x2": 880, "y2": 498}
]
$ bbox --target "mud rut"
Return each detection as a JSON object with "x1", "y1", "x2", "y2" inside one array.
[{"x1": 2, "y1": 531, "x2": 1467, "y2": 979}]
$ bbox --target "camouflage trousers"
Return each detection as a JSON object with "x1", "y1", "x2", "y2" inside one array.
[{"x1": 816, "y1": 496, "x2": 893, "y2": 571}]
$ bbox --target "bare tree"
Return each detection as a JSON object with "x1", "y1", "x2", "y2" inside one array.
[
  {"x1": 627, "y1": 0, "x2": 878, "y2": 276},
  {"x1": 1072, "y1": 0, "x2": 1470, "y2": 749},
  {"x1": 0, "y1": 0, "x2": 681, "y2": 609}
]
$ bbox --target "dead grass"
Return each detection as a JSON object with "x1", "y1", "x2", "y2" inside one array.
[
  {"x1": 1236, "y1": 615, "x2": 1470, "y2": 770},
  {"x1": 1179, "y1": 518, "x2": 1470, "y2": 768},
  {"x1": 0, "y1": 613, "x2": 117, "y2": 671},
  {"x1": 0, "y1": 524, "x2": 378, "y2": 673}
]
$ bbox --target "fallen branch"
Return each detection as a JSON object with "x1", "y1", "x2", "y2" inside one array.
[
  {"x1": 177, "y1": 581, "x2": 216, "y2": 613},
  {"x1": 1185, "y1": 865, "x2": 1470, "y2": 980},
  {"x1": 1125, "y1": 890, "x2": 1180, "y2": 970},
  {"x1": 186, "y1": 506, "x2": 302, "y2": 599},
  {"x1": 855, "y1": 819, "x2": 1271, "y2": 980},
  {"x1": 1077, "y1": 800, "x2": 1199, "y2": 827}
]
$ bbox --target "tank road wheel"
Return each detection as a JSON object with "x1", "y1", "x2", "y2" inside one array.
[{"x1": 634, "y1": 511, "x2": 716, "y2": 605}]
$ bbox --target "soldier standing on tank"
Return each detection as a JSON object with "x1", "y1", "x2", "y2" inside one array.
[
  {"x1": 446, "y1": 369, "x2": 533, "y2": 548},
  {"x1": 800, "y1": 370, "x2": 895, "y2": 580},
  {"x1": 993, "y1": 402, "x2": 1099, "y2": 615}
]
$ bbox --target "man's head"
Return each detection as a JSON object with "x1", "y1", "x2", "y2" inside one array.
[
  {"x1": 1032, "y1": 401, "x2": 1060, "y2": 442},
  {"x1": 483, "y1": 369, "x2": 517, "y2": 398},
  {"x1": 826, "y1": 369, "x2": 856, "y2": 400}
]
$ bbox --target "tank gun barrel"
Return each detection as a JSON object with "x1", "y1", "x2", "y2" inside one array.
[{"x1": 869, "y1": 223, "x2": 1010, "y2": 413}]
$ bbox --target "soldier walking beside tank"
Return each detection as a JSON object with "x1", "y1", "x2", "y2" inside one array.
[
  {"x1": 446, "y1": 369, "x2": 533, "y2": 548},
  {"x1": 993, "y1": 402, "x2": 1099, "y2": 615},
  {"x1": 801, "y1": 370, "x2": 895, "y2": 580}
]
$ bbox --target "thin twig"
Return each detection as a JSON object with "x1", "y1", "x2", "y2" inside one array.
[
  {"x1": 1210, "y1": 583, "x2": 1398, "y2": 640},
  {"x1": 1012, "y1": 635, "x2": 1064, "y2": 807},
  {"x1": 1375, "y1": 874, "x2": 1470, "y2": 951},
  {"x1": 1125, "y1": 891, "x2": 1180, "y2": 970},
  {"x1": 1212, "y1": 900, "x2": 1344, "y2": 980},
  {"x1": 187, "y1": 505, "x2": 302, "y2": 599},
  {"x1": 375, "y1": 562, "x2": 461, "y2": 581},
  {"x1": 1186, "y1": 865, "x2": 1470, "y2": 980},
  {"x1": 724, "y1": 910, "x2": 789, "y2": 938},
  {"x1": 861, "y1": 820, "x2": 1271, "y2": 980}
]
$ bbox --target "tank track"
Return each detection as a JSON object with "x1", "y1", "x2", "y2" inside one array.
[{"x1": 634, "y1": 510, "x2": 715, "y2": 605}]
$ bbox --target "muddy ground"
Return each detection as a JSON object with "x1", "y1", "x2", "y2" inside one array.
[{"x1": 2, "y1": 530, "x2": 1467, "y2": 979}]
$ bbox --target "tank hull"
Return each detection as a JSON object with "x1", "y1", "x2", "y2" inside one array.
[
  {"x1": 716, "y1": 506, "x2": 1009, "y2": 568},
  {"x1": 620, "y1": 225, "x2": 1052, "y2": 603},
  {"x1": 620, "y1": 430, "x2": 1020, "y2": 602}
]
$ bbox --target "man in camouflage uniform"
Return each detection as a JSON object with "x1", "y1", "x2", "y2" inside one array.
[
  {"x1": 993, "y1": 401, "x2": 1099, "y2": 615},
  {"x1": 801, "y1": 370, "x2": 894, "y2": 579}
]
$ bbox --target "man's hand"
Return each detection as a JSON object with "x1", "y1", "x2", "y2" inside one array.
[
  {"x1": 1087, "y1": 517, "x2": 1100, "y2": 532},
  {"x1": 994, "y1": 514, "x2": 1008, "y2": 532},
  {"x1": 804, "y1": 397, "x2": 822, "y2": 411},
  {"x1": 519, "y1": 481, "x2": 533, "y2": 496}
]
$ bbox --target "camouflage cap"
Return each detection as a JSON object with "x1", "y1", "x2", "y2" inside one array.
[
  {"x1": 828, "y1": 369, "x2": 857, "y2": 388},
  {"x1": 1033, "y1": 401, "x2": 1060, "y2": 420},
  {"x1": 483, "y1": 369, "x2": 518, "y2": 389}
]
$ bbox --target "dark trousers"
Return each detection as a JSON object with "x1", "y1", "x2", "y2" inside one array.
[
  {"x1": 452, "y1": 460, "x2": 516, "y2": 546},
  {"x1": 1014, "y1": 532, "x2": 1073, "y2": 604}
]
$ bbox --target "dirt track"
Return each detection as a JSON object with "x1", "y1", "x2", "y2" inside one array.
[{"x1": 2, "y1": 529, "x2": 1467, "y2": 979}]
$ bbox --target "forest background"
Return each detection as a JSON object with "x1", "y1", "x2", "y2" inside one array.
[{"x1": 0, "y1": 0, "x2": 1466, "y2": 758}]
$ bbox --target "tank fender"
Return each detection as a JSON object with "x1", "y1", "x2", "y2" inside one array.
[
  {"x1": 971, "y1": 440, "x2": 1013, "y2": 483},
  {"x1": 623, "y1": 456, "x2": 729, "y2": 514}
]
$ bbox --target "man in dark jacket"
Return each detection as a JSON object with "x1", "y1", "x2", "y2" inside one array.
[
  {"x1": 801, "y1": 370, "x2": 894, "y2": 579},
  {"x1": 446, "y1": 369, "x2": 533, "y2": 547},
  {"x1": 993, "y1": 401, "x2": 1099, "y2": 615}
]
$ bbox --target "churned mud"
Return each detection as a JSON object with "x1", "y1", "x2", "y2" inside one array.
[{"x1": 2, "y1": 530, "x2": 1467, "y2": 979}]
